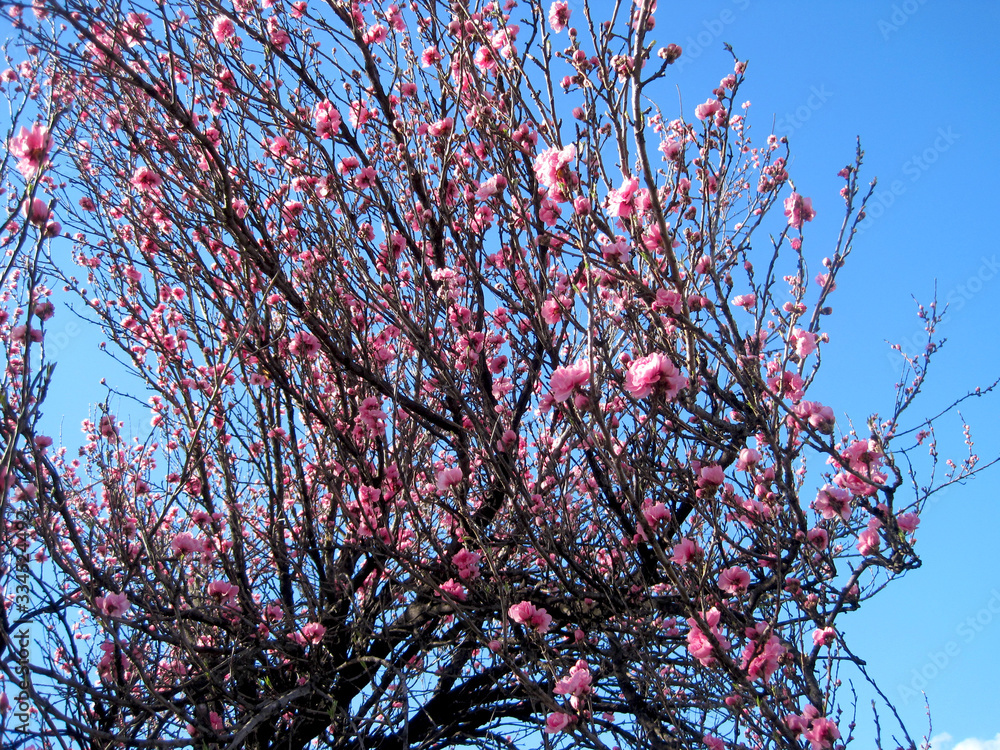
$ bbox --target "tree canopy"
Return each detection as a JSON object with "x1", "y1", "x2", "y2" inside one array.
[{"x1": 0, "y1": 1, "x2": 990, "y2": 749}]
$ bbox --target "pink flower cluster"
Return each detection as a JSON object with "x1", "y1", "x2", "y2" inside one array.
[
  {"x1": 672, "y1": 537, "x2": 703, "y2": 566},
  {"x1": 548, "y1": 1, "x2": 570, "y2": 33},
  {"x1": 545, "y1": 711, "x2": 573, "y2": 733},
  {"x1": 452, "y1": 549, "x2": 481, "y2": 580},
  {"x1": 313, "y1": 100, "x2": 342, "y2": 139},
  {"x1": 553, "y1": 659, "x2": 592, "y2": 709},
  {"x1": 740, "y1": 622, "x2": 786, "y2": 681},
  {"x1": 813, "y1": 484, "x2": 851, "y2": 522},
  {"x1": 785, "y1": 706, "x2": 841, "y2": 750},
  {"x1": 9, "y1": 123, "x2": 51, "y2": 177},
  {"x1": 508, "y1": 601, "x2": 552, "y2": 633},
  {"x1": 783, "y1": 192, "x2": 816, "y2": 229},
  {"x1": 625, "y1": 352, "x2": 687, "y2": 400},
  {"x1": 435, "y1": 466, "x2": 463, "y2": 493},
  {"x1": 437, "y1": 578, "x2": 467, "y2": 602},
  {"x1": 833, "y1": 439, "x2": 887, "y2": 496},
  {"x1": 718, "y1": 567, "x2": 750, "y2": 595},
  {"x1": 686, "y1": 607, "x2": 730, "y2": 667},
  {"x1": 96, "y1": 592, "x2": 130, "y2": 618},
  {"x1": 533, "y1": 143, "x2": 578, "y2": 202},
  {"x1": 549, "y1": 359, "x2": 590, "y2": 404},
  {"x1": 291, "y1": 621, "x2": 326, "y2": 645}
]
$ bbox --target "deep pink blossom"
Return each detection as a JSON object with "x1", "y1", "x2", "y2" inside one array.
[
  {"x1": 436, "y1": 466, "x2": 463, "y2": 492},
  {"x1": 452, "y1": 549, "x2": 481, "y2": 580},
  {"x1": 548, "y1": 1, "x2": 570, "y2": 32},
  {"x1": 9, "y1": 123, "x2": 52, "y2": 177},
  {"x1": 170, "y1": 532, "x2": 203, "y2": 556},
  {"x1": 554, "y1": 659, "x2": 592, "y2": 707},
  {"x1": 212, "y1": 15, "x2": 236, "y2": 43},
  {"x1": 207, "y1": 580, "x2": 238, "y2": 606},
  {"x1": 695, "y1": 98, "x2": 722, "y2": 121},
  {"x1": 96, "y1": 592, "x2": 130, "y2": 618},
  {"x1": 813, "y1": 485, "x2": 851, "y2": 522},
  {"x1": 299, "y1": 622, "x2": 327, "y2": 644},
  {"x1": 437, "y1": 578, "x2": 467, "y2": 602},
  {"x1": 672, "y1": 537, "x2": 703, "y2": 565},
  {"x1": 607, "y1": 177, "x2": 639, "y2": 218},
  {"x1": 549, "y1": 359, "x2": 590, "y2": 403},
  {"x1": 803, "y1": 717, "x2": 841, "y2": 750},
  {"x1": 718, "y1": 567, "x2": 750, "y2": 595},
  {"x1": 625, "y1": 353, "x2": 687, "y2": 400},
  {"x1": 545, "y1": 712, "x2": 572, "y2": 733},
  {"x1": 314, "y1": 100, "x2": 342, "y2": 139},
  {"x1": 508, "y1": 601, "x2": 552, "y2": 632},
  {"x1": 686, "y1": 607, "x2": 730, "y2": 667},
  {"x1": 131, "y1": 166, "x2": 162, "y2": 192},
  {"x1": 783, "y1": 192, "x2": 816, "y2": 229}
]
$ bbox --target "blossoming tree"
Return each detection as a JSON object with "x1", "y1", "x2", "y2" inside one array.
[{"x1": 1, "y1": 0, "x2": 988, "y2": 748}]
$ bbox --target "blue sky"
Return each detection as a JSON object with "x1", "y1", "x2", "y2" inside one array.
[
  {"x1": 653, "y1": 0, "x2": 1000, "y2": 746},
  {"x1": 13, "y1": 0, "x2": 1000, "y2": 746}
]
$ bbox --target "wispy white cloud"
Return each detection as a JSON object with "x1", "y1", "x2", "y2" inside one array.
[
  {"x1": 953, "y1": 735, "x2": 1000, "y2": 750},
  {"x1": 930, "y1": 734, "x2": 1000, "y2": 750}
]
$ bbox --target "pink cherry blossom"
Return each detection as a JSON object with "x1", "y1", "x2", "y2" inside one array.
[
  {"x1": 548, "y1": 1, "x2": 570, "y2": 32},
  {"x1": 545, "y1": 712, "x2": 572, "y2": 733},
  {"x1": 207, "y1": 580, "x2": 238, "y2": 606},
  {"x1": 437, "y1": 578, "x2": 467, "y2": 602},
  {"x1": 783, "y1": 192, "x2": 816, "y2": 229},
  {"x1": 9, "y1": 123, "x2": 52, "y2": 177},
  {"x1": 554, "y1": 659, "x2": 592, "y2": 707},
  {"x1": 740, "y1": 623, "x2": 785, "y2": 681},
  {"x1": 170, "y1": 532, "x2": 203, "y2": 556},
  {"x1": 452, "y1": 549, "x2": 481, "y2": 580},
  {"x1": 672, "y1": 537, "x2": 703, "y2": 565},
  {"x1": 803, "y1": 717, "x2": 840, "y2": 750},
  {"x1": 790, "y1": 328, "x2": 817, "y2": 358},
  {"x1": 508, "y1": 601, "x2": 551, "y2": 632},
  {"x1": 435, "y1": 466, "x2": 463, "y2": 492},
  {"x1": 607, "y1": 177, "x2": 639, "y2": 218},
  {"x1": 695, "y1": 98, "x2": 722, "y2": 121},
  {"x1": 896, "y1": 512, "x2": 920, "y2": 533},
  {"x1": 96, "y1": 591, "x2": 130, "y2": 618},
  {"x1": 299, "y1": 622, "x2": 326, "y2": 644},
  {"x1": 22, "y1": 197, "x2": 49, "y2": 226},
  {"x1": 813, "y1": 485, "x2": 851, "y2": 522},
  {"x1": 533, "y1": 144, "x2": 577, "y2": 202},
  {"x1": 625, "y1": 352, "x2": 687, "y2": 400},
  {"x1": 718, "y1": 567, "x2": 750, "y2": 595},
  {"x1": 736, "y1": 447, "x2": 761, "y2": 471},
  {"x1": 856, "y1": 520, "x2": 881, "y2": 556},
  {"x1": 313, "y1": 100, "x2": 342, "y2": 139},
  {"x1": 812, "y1": 627, "x2": 836, "y2": 647},
  {"x1": 698, "y1": 464, "x2": 725, "y2": 487},
  {"x1": 686, "y1": 607, "x2": 730, "y2": 667},
  {"x1": 131, "y1": 166, "x2": 163, "y2": 192},
  {"x1": 212, "y1": 15, "x2": 236, "y2": 43},
  {"x1": 549, "y1": 359, "x2": 590, "y2": 403}
]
